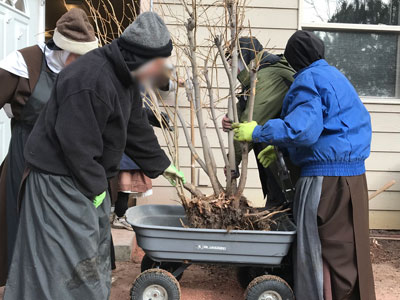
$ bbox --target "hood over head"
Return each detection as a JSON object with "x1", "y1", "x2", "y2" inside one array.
[
  {"x1": 238, "y1": 37, "x2": 281, "y2": 71},
  {"x1": 284, "y1": 30, "x2": 325, "y2": 72}
]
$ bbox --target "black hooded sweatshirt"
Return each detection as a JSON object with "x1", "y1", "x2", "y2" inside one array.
[
  {"x1": 238, "y1": 37, "x2": 281, "y2": 70},
  {"x1": 237, "y1": 37, "x2": 286, "y2": 111},
  {"x1": 24, "y1": 40, "x2": 170, "y2": 198},
  {"x1": 284, "y1": 30, "x2": 325, "y2": 72}
]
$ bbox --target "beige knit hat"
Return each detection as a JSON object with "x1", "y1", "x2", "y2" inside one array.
[{"x1": 53, "y1": 8, "x2": 98, "y2": 55}]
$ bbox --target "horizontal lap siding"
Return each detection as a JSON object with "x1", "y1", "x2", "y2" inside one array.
[
  {"x1": 146, "y1": 1, "x2": 399, "y2": 229},
  {"x1": 365, "y1": 104, "x2": 400, "y2": 229}
]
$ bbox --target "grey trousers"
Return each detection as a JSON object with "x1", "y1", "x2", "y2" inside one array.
[
  {"x1": 4, "y1": 171, "x2": 111, "y2": 300},
  {"x1": 293, "y1": 176, "x2": 324, "y2": 300}
]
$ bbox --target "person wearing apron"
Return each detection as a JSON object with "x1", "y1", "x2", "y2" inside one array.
[
  {"x1": 233, "y1": 31, "x2": 375, "y2": 300},
  {"x1": 0, "y1": 7, "x2": 98, "y2": 286}
]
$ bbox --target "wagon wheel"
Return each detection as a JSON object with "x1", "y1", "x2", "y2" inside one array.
[
  {"x1": 141, "y1": 255, "x2": 184, "y2": 281},
  {"x1": 245, "y1": 275, "x2": 294, "y2": 300},
  {"x1": 130, "y1": 269, "x2": 181, "y2": 300}
]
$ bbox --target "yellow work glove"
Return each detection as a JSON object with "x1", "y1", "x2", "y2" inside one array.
[
  {"x1": 257, "y1": 145, "x2": 277, "y2": 168},
  {"x1": 93, "y1": 191, "x2": 106, "y2": 208},
  {"x1": 163, "y1": 164, "x2": 186, "y2": 186},
  {"x1": 232, "y1": 121, "x2": 258, "y2": 142}
]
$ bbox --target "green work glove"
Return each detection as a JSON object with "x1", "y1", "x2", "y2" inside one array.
[
  {"x1": 232, "y1": 121, "x2": 258, "y2": 142},
  {"x1": 257, "y1": 145, "x2": 277, "y2": 168},
  {"x1": 93, "y1": 191, "x2": 106, "y2": 208},
  {"x1": 163, "y1": 164, "x2": 186, "y2": 186}
]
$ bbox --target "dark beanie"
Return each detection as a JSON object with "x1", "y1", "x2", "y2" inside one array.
[
  {"x1": 284, "y1": 30, "x2": 325, "y2": 72},
  {"x1": 118, "y1": 12, "x2": 172, "y2": 58}
]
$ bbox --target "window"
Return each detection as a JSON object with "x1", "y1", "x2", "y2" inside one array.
[
  {"x1": 302, "y1": 0, "x2": 400, "y2": 99},
  {"x1": 4, "y1": 0, "x2": 25, "y2": 12}
]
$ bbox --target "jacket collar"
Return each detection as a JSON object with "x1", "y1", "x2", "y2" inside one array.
[
  {"x1": 104, "y1": 40, "x2": 134, "y2": 87},
  {"x1": 294, "y1": 59, "x2": 328, "y2": 78},
  {"x1": 238, "y1": 56, "x2": 293, "y2": 87}
]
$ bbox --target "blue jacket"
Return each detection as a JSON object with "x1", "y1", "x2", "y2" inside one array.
[{"x1": 252, "y1": 59, "x2": 372, "y2": 177}]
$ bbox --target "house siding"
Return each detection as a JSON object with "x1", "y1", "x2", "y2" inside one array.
[{"x1": 140, "y1": 0, "x2": 400, "y2": 229}]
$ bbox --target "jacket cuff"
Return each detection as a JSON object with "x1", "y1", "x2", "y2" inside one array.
[{"x1": 252, "y1": 125, "x2": 263, "y2": 143}]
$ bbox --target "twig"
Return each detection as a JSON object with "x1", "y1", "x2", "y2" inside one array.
[
  {"x1": 176, "y1": 110, "x2": 208, "y2": 175},
  {"x1": 215, "y1": 35, "x2": 237, "y2": 195},
  {"x1": 236, "y1": 60, "x2": 258, "y2": 199},
  {"x1": 254, "y1": 208, "x2": 291, "y2": 223},
  {"x1": 184, "y1": 183, "x2": 204, "y2": 198},
  {"x1": 203, "y1": 66, "x2": 229, "y2": 169},
  {"x1": 186, "y1": 16, "x2": 222, "y2": 195}
]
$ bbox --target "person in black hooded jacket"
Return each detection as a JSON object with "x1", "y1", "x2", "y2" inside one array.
[
  {"x1": 222, "y1": 37, "x2": 298, "y2": 207},
  {"x1": 234, "y1": 30, "x2": 375, "y2": 300},
  {"x1": 4, "y1": 12, "x2": 185, "y2": 300}
]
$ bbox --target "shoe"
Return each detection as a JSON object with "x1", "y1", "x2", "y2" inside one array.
[
  {"x1": 112, "y1": 215, "x2": 133, "y2": 231},
  {"x1": 109, "y1": 212, "x2": 116, "y2": 224}
]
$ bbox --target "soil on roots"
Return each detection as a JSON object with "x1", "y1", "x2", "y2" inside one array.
[{"x1": 184, "y1": 194, "x2": 289, "y2": 231}]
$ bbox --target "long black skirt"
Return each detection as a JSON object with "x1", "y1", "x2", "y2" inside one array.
[{"x1": 4, "y1": 171, "x2": 112, "y2": 300}]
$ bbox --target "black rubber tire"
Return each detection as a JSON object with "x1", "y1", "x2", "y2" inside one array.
[
  {"x1": 130, "y1": 269, "x2": 181, "y2": 300},
  {"x1": 141, "y1": 255, "x2": 184, "y2": 281},
  {"x1": 245, "y1": 275, "x2": 294, "y2": 300}
]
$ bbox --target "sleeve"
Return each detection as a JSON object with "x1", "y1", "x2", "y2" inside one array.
[
  {"x1": 125, "y1": 98, "x2": 170, "y2": 178},
  {"x1": 240, "y1": 74, "x2": 286, "y2": 125},
  {"x1": 0, "y1": 69, "x2": 19, "y2": 109},
  {"x1": 235, "y1": 73, "x2": 289, "y2": 165},
  {"x1": 252, "y1": 75, "x2": 324, "y2": 148},
  {"x1": 54, "y1": 90, "x2": 111, "y2": 198}
]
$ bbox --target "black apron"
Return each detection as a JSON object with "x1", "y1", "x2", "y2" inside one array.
[
  {"x1": 5, "y1": 50, "x2": 57, "y2": 269},
  {"x1": 4, "y1": 171, "x2": 112, "y2": 300}
]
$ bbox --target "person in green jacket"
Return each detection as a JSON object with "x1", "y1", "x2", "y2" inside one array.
[{"x1": 222, "y1": 37, "x2": 298, "y2": 206}]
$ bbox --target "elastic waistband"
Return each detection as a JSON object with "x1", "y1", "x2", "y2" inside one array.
[{"x1": 301, "y1": 160, "x2": 366, "y2": 177}]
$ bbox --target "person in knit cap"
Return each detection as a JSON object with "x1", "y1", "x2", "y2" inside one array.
[
  {"x1": 0, "y1": 7, "x2": 97, "y2": 287},
  {"x1": 3, "y1": 11, "x2": 184, "y2": 300}
]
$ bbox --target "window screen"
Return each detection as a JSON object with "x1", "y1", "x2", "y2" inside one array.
[
  {"x1": 304, "y1": 0, "x2": 400, "y2": 25},
  {"x1": 314, "y1": 30, "x2": 398, "y2": 97}
]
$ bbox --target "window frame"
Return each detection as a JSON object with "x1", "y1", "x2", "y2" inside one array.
[
  {"x1": 299, "y1": 0, "x2": 400, "y2": 102},
  {"x1": 0, "y1": 0, "x2": 27, "y2": 16}
]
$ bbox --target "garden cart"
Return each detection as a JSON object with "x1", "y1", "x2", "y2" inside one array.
[{"x1": 127, "y1": 204, "x2": 296, "y2": 300}]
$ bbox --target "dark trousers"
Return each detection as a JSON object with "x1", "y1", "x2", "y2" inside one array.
[
  {"x1": 253, "y1": 143, "x2": 286, "y2": 208},
  {"x1": 115, "y1": 192, "x2": 130, "y2": 218},
  {"x1": 110, "y1": 192, "x2": 134, "y2": 270}
]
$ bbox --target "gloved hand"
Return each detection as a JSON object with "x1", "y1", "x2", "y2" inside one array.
[
  {"x1": 232, "y1": 121, "x2": 258, "y2": 142},
  {"x1": 93, "y1": 191, "x2": 106, "y2": 208},
  {"x1": 222, "y1": 115, "x2": 233, "y2": 132},
  {"x1": 163, "y1": 164, "x2": 186, "y2": 186},
  {"x1": 257, "y1": 145, "x2": 277, "y2": 168}
]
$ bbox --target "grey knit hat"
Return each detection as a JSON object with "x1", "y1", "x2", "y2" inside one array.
[{"x1": 119, "y1": 12, "x2": 172, "y2": 58}]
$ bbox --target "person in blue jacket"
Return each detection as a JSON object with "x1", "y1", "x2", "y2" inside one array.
[{"x1": 233, "y1": 31, "x2": 375, "y2": 300}]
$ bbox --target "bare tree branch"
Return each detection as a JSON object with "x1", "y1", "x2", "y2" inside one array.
[
  {"x1": 204, "y1": 66, "x2": 229, "y2": 169},
  {"x1": 184, "y1": 183, "x2": 205, "y2": 198},
  {"x1": 176, "y1": 110, "x2": 208, "y2": 175},
  {"x1": 236, "y1": 60, "x2": 257, "y2": 199},
  {"x1": 186, "y1": 16, "x2": 222, "y2": 195}
]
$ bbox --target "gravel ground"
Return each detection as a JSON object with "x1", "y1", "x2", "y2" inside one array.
[
  {"x1": 1, "y1": 238, "x2": 399, "y2": 299},
  {"x1": 110, "y1": 240, "x2": 400, "y2": 300}
]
